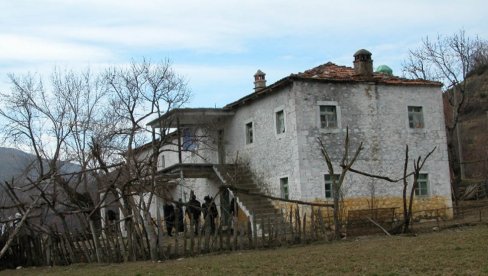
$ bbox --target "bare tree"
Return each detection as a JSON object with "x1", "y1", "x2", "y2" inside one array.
[
  {"x1": 318, "y1": 128, "x2": 363, "y2": 239},
  {"x1": 103, "y1": 59, "x2": 190, "y2": 261},
  {"x1": 317, "y1": 126, "x2": 438, "y2": 235},
  {"x1": 0, "y1": 59, "x2": 191, "y2": 263},
  {"x1": 0, "y1": 69, "x2": 105, "y2": 261},
  {"x1": 400, "y1": 145, "x2": 436, "y2": 233},
  {"x1": 402, "y1": 30, "x2": 488, "y2": 199}
]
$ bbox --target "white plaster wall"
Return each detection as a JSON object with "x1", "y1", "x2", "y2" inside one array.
[
  {"x1": 157, "y1": 128, "x2": 219, "y2": 170},
  {"x1": 293, "y1": 81, "x2": 451, "y2": 205},
  {"x1": 224, "y1": 86, "x2": 302, "y2": 199},
  {"x1": 131, "y1": 129, "x2": 221, "y2": 217}
]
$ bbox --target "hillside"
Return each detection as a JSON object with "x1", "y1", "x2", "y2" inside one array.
[
  {"x1": 459, "y1": 67, "x2": 488, "y2": 181},
  {"x1": 0, "y1": 147, "x2": 95, "y2": 209},
  {"x1": 0, "y1": 147, "x2": 38, "y2": 183}
]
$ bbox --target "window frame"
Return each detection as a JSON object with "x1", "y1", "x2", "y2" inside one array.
[
  {"x1": 182, "y1": 128, "x2": 197, "y2": 151},
  {"x1": 407, "y1": 106, "x2": 425, "y2": 129},
  {"x1": 274, "y1": 106, "x2": 286, "y2": 136},
  {"x1": 317, "y1": 101, "x2": 341, "y2": 133},
  {"x1": 158, "y1": 154, "x2": 165, "y2": 170},
  {"x1": 324, "y1": 174, "x2": 339, "y2": 199},
  {"x1": 414, "y1": 173, "x2": 429, "y2": 196},
  {"x1": 280, "y1": 177, "x2": 289, "y2": 200},
  {"x1": 245, "y1": 120, "x2": 254, "y2": 145}
]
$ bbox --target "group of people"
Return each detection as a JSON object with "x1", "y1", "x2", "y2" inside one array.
[{"x1": 163, "y1": 192, "x2": 219, "y2": 236}]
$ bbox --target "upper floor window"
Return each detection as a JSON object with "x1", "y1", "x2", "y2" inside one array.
[
  {"x1": 280, "y1": 177, "x2": 289, "y2": 200},
  {"x1": 182, "y1": 128, "x2": 197, "y2": 151},
  {"x1": 158, "y1": 155, "x2": 165, "y2": 170},
  {"x1": 408, "y1": 106, "x2": 424, "y2": 128},
  {"x1": 317, "y1": 101, "x2": 341, "y2": 131},
  {"x1": 245, "y1": 122, "x2": 253, "y2": 144},
  {"x1": 320, "y1": 105, "x2": 337, "y2": 128},
  {"x1": 415, "y1": 174, "x2": 429, "y2": 196},
  {"x1": 275, "y1": 110, "x2": 285, "y2": 134}
]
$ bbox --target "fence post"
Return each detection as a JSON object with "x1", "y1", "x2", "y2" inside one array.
[
  {"x1": 89, "y1": 220, "x2": 102, "y2": 263},
  {"x1": 252, "y1": 211, "x2": 257, "y2": 249},
  {"x1": 247, "y1": 218, "x2": 252, "y2": 249}
]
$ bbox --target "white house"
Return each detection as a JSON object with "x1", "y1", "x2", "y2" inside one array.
[{"x1": 142, "y1": 49, "x2": 452, "y2": 224}]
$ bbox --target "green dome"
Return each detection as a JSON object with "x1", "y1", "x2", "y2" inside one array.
[{"x1": 375, "y1": 65, "x2": 393, "y2": 75}]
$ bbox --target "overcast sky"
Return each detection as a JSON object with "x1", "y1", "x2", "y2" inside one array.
[{"x1": 1, "y1": 0, "x2": 487, "y2": 107}]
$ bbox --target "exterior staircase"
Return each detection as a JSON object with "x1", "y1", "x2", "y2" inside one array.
[{"x1": 213, "y1": 164, "x2": 286, "y2": 235}]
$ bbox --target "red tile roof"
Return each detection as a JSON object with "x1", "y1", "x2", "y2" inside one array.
[
  {"x1": 225, "y1": 62, "x2": 442, "y2": 109},
  {"x1": 293, "y1": 62, "x2": 442, "y2": 86}
]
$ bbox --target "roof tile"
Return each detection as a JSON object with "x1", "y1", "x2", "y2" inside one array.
[{"x1": 293, "y1": 62, "x2": 442, "y2": 86}]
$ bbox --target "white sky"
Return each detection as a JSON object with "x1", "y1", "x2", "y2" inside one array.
[{"x1": 1, "y1": 0, "x2": 487, "y2": 107}]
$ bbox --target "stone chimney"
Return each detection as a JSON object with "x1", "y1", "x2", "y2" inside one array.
[
  {"x1": 254, "y1": 70, "x2": 266, "y2": 91},
  {"x1": 353, "y1": 49, "x2": 373, "y2": 77}
]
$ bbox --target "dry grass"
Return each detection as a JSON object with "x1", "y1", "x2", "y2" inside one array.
[{"x1": 3, "y1": 224, "x2": 488, "y2": 276}]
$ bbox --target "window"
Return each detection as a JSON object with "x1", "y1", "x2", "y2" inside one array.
[
  {"x1": 320, "y1": 105, "x2": 338, "y2": 128},
  {"x1": 408, "y1": 106, "x2": 424, "y2": 128},
  {"x1": 324, "y1": 174, "x2": 339, "y2": 199},
  {"x1": 158, "y1": 155, "x2": 165, "y2": 170},
  {"x1": 245, "y1": 122, "x2": 253, "y2": 144},
  {"x1": 415, "y1": 174, "x2": 429, "y2": 196},
  {"x1": 275, "y1": 110, "x2": 285, "y2": 134},
  {"x1": 280, "y1": 177, "x2": 289, "y2": 200},
  {"x1": 182, "y1": 128, "x2": 197, "y2": 150}
]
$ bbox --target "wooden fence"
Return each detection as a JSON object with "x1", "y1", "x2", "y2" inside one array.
[
  {"x1": 0, "y1": 205, "x2": 333, "y2": 269},
  {"x1": 2, "y1": 202, "x2": 488, "y2": 269}
]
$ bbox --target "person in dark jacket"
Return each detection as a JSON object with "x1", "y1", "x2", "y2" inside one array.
[
  {"x1": 176, "y1": 198, "x2": 185, "y2": 233},
  {"x1": 186, "y1": 192, "x2": 201, "y2": 235},
  {"x1": 202, "y1": 195, "x2": 218, "y2": 234},
  {"x1": 163, "y1": 202, "x2": 175, "y2": 236}
]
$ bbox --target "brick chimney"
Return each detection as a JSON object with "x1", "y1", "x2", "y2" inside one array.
[
  {"x1": 254, "y1": 70, "x2": 266, "y2": 91},
  {"x1": 353, "y1": 49, "x2": 373, "y2": 77}
]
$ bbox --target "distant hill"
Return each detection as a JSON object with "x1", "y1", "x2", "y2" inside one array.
[
  {"x1": 0, "y1": 147, "x2": 99, "y2": 231},
  {"x1": 0, "y1": 147, "x2": 81, "y2": 184},
  {"x1": 0, "y1": 147, "x2": 38, "y2": 184},
  {"x1": 0, "y1": 147, "x2": 94, "y2": 203}
]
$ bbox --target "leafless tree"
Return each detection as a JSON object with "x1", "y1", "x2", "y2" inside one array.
[
  {"x1": 402, "y1": 30, "x2": 488, "y2": 199},
  {"x1": 0, "y1": 59, "x2": 191, "y2": 262},
  {"x1": 318, "y1": 128, "x2": 363, "y2": 239},
  {"x1": 318, "y1": 127, "x2": 439, "y2": 236},
  {"x1": 0, "y1": 68, "x2": 106, "y2": 260},
  {"x1": 103, "y1": 59, "x2": 190, "y2": 261},
  {"x1": 400, "y1": 145, "x2": 436, "y2": 233}
]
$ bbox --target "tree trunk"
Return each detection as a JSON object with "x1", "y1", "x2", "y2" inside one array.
[{"x1": 143, "y1": 211, "x2": 158, "y2": 261}]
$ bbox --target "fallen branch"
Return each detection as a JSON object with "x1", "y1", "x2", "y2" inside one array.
[{"x1": 366, "y1": 217, "x2": 391, "y2": 236}]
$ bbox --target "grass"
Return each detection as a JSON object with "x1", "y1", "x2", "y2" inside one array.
[{"x1": 3, "y1": 224, "x2": 488, "y2": 275}]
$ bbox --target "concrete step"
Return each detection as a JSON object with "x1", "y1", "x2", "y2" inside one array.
[{"x1": 214, "y1": 164, "x2": 292, "y2": 232}]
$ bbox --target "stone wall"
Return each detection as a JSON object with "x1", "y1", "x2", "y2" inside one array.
[
  {"x1": 293, "y1": 80, "x2": 452, "y2": 210},
  {"x1": 224, "y1": 86, "x2": 303, "y2": 199}
]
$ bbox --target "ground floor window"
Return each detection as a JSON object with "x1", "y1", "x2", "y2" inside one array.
[
  {"x1": 324, "y1": 174, "x2": 339, "y2": 199},
  {"x1": 415, "y1": 174, "x2": 429, "y2": 196},
  {"x1": 280, "y1": 177, "x2": 289, "y2": 200}
]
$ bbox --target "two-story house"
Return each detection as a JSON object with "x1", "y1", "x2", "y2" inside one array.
[{"x1": 141, "y1": 49, "x2": 452, "y2": 226}]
